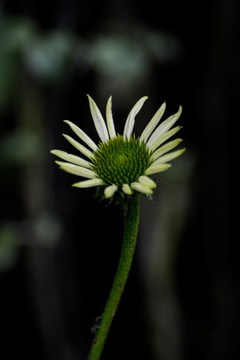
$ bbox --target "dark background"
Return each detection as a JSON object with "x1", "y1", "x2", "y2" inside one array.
[{"x1": 0, "y1": 0, "x2": 238, "y2": 359}]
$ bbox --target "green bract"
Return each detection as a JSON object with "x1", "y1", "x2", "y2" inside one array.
[{"x1": 51, "y1": 95, "x2": 185, "y2": 199}]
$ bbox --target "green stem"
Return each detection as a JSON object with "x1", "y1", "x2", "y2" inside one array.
[{"x1": 87, "y1": 194, "x2": 140, "y2": 360}]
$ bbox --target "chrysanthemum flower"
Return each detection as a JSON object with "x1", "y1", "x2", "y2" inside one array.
[{"x1": 51, "y1": 95, "x2": 185, "y2": 199}]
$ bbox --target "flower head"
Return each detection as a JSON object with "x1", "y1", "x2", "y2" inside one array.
[{"x1": 51, "y1": 95, "x2": 185, "y2": 199}]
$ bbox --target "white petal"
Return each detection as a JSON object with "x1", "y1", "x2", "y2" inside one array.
[
  {"x1": 64, "y1": 120, "x2": 98, "y2": 150},
  {"x1": 56, "y1": 161, "x2": 96, "y2": 178},
  {"x1": 87, "y1": 95, "x2": 109, "y2": 142},
  {"x1": 123, "y1": 96, "x2": 148, "y2": 139},
  {"x1": 104, "y1": 184, "x2": 118, "y2": 198},
  {"x1": 140, "y1": 102, "x2": 166, "y2": 142},
  {"x1": 145, "y1": 163, "x2": 172, "y2": 175},
  {"x1": 122, "y1": 184, "x2": 133, "y2": 195},
  {"x1": 148, "y1": 126, "x2": 182, "y2": 153},
  {"x1": 106, "y1": 96, "x2": 116, "y2": 139},
  {"x1": 72, "y1": 178, "x2": 104, "y2": 188},
  {"x1": 63, "y1": 134, "x2": 94, "y2": 159},
  {"x1": 131, "y1": 182, "x2": 153, "y2": 195},
  {"x1": 50, "y1": 150, "x2": 92, "y2": 168},
  {"x1": 150, "y1": 138, "x2": 183, "y2": 162},
  {"x1": 138, "y1": 176, "x2": 156, "y2": 189},
  {"x1": 147, "y1": 106, "x2": 182, "y2": 151},
  {"x1": 151, "y1": 148, "x2": 186, "y2": 165}
]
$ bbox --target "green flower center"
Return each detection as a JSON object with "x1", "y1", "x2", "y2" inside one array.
[{"x1": 91, "y1": 135, "x2": 152, "y2": 186}]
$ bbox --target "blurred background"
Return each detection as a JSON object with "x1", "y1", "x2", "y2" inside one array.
[{"x1": 0, "y1": 0, "x2": 238, "y2": 359}]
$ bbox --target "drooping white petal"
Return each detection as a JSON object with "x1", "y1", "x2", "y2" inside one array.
[
  {"x1": 145, "y1": 163, "x2": 172, "y2": 176},
  {"x1": 106, "y1": 96, "x2": 116, "y2": 139},
  {"x1": 151, "y1": 148, "x2": 186, "y2": 166},
  {"x1": 122, "y1": 184, "x2": 133, "y2": 195},
  {"x1": 147, "y1": 106, "x2": 182, "y2": 151},
  {"x1": 150, "y1": 138, "x2": 183, "y2": 162},
  {"x1": 140, "y1": 102, "x2": 166, "y2": 142},
  {"x1": 64, "y1": 120, "x2": 98, "y2": 151},
  {"x1": 56, "y1": 161, "x2": 96, "y2": 178},
  {"x1": 104, "y1": 184, "x2": 118, "y2": 198},
  {"x1": 50, "y1": 150, "x2": 92, "y2": 168},
  {"x1": 72, "y1": 178, "x2": 104, "y2": 188},
  {"x1": 131, "y1": 182, "x2": 153, "y2": 195},
  {"x1": 87, "y1": 95, "x2": 109, "y2": 142},
  {"x1": 63, "y1": 134, "x2": 94, "y2": 159},
  {"x1": 138, "y1": 175, "x2": 156, "y2": 189},
  {"x1": 123, "y1": 96, "x2": 148, "y2": 139}
]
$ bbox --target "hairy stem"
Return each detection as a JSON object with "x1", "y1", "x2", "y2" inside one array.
[{"x1": 87, "y1": 194, "x2": 140, "y2": 360}]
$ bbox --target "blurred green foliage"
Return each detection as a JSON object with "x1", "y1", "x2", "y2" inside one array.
[
  {"x1": 23, "y1": 30, "x2": 76, "y2": 83},
  {"x1": 0, "y1": 14, "x2": 181, "y2": 112},
  {"x1": 1, "y1": 129, "x2": 43, "y2": 163},
  {"x1": 0, "y1": 224, "x2": 19, "y2": 271},
  {"x1": 0, "y1": 16, "x2": 35, "y2": 110}
]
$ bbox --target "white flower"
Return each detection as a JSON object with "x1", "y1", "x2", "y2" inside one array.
[{"x1": 51, "y1": 95, "x2": 185, "y2": 199}]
